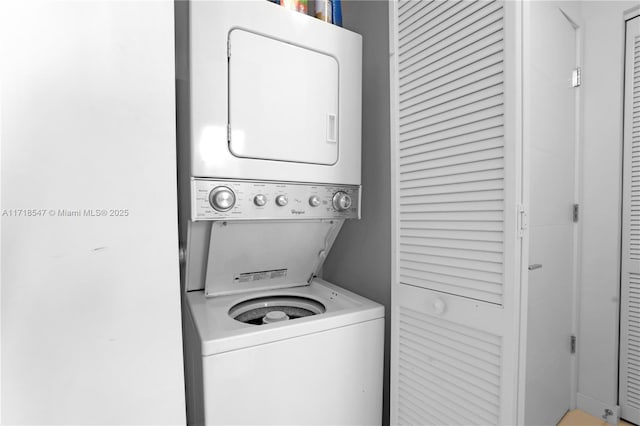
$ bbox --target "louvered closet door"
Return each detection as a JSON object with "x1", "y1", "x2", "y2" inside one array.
[
  {"x1": 620, "y1": 14, "x2": 640, "y2": 423},
  {"x1": 389, "y1": 1, "x2": 522, "y2": 425}
]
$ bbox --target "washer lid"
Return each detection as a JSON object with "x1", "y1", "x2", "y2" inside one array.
[{"x1": 204, "y1": 220, "x2": 343, "y2": 297}]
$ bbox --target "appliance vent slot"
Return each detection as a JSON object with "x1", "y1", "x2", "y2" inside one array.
[
  {"x1": 397, "y1": 0, "x2": 505, "y2": 305},
  {"x1": 626, "y1": 272, "x2": 640, "y2": 409},
  {"x1": 397, "y1": 306, "x2": 502, "y2": 425}
]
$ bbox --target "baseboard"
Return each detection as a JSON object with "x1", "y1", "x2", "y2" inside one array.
[{"x1": 577, "y1": 393, "x2": 620, "y2": 426}]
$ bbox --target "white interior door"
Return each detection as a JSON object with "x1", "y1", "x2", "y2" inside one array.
[
  {"x1": 620, "y1": 13, "x2": 640, "y2": 423},
  {"x1": 389, "y1": 1, "x2": 522, "y2": 424},
  {"x1": 523, "y1": 3, "x2": 578, "y2": 425}
]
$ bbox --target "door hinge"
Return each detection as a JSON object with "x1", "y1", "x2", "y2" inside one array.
[
  {"x1": 227, "y1": 123, "x2": 231, "y2": 142},
  {"x1": 570, "y1": 335, "x2": 577, "y2": 354},
  {"x1": 518, "y1": 204, "x2": 528, "y2": 238},
  {"x1": 573, "y1": 204, "x2": 579, "y2": 223},
  {"x1": 572, "y1": 67, "x2": 582, "y2": 87}
]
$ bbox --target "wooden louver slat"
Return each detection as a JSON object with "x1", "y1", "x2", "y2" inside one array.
[
  {"x1": 397, "y1": 306, "x2": 502, "y2": 425},
  {"x1": 397, "y1": 0, "x2": 506, "y2": 305}
]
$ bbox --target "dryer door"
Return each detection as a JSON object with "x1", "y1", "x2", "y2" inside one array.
[{"x1": 228, "y1": 29, "x2": 339, "y2": 165}]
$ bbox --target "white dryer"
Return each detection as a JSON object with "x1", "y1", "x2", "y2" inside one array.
[{"x1": 183, "y1": 0, "x2": 362, "y2": 185}]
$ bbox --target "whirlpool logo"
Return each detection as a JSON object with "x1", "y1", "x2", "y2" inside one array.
[{"x1": 290, "y1": 209, "x2": 306, "y2": 215}]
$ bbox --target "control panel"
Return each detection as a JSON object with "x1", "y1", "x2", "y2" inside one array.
[{"x1": 192, "y1": 179, "x2": 360, "y2": 221}]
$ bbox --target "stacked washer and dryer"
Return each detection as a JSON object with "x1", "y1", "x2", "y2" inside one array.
[{"x1": 175, "y1": 2, "x2": 384, "y2": 425}]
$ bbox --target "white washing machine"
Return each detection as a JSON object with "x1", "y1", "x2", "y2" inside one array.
[
  {"x1": 174, "y1": 2, "x2": 382, "y2": 424},
  {"x1": 184, "y1": 279, "x2": 384, "y2": 425},
  {"x1": 180, "y1": 189, "x2": 384, "y2": 425}
]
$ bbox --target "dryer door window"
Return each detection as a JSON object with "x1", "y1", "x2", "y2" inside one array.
[{"x1": 228, "y1": 29, "x2": 339, "y2": 165}]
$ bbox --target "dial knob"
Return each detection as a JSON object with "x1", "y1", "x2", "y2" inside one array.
[
  {"x1": 253, "y1": 194, "x2": 267, "y2": 207},
  {"x1": 209, "y1": 186, "x2": 236, "y2": 212},
  {"x1": 332, "y1": 191, "x2": 352, "y2": 212},
  {"x1": 275, "y1": 194, "x2": 288, "y2": 207},
  {"x1": 309, "y1": 195, "x2": 321, "y2": 207}
]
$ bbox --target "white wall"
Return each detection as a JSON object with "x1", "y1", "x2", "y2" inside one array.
[
  {"x1": 0, "y1": 1, "x2": 185, "y2": 424},
  {"x1": 322, "y1": 1, "x2": 391, "y2": 424},
  {"x1": 578, "y1": 1, "x2": 637, "y2": 419}
]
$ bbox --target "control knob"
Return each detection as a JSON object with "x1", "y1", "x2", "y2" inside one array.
[
  {"x1": 209, "y1": 186, "x2": 236, "y2": 212},
  {"x1": 332, "y1": 191, "x2": 352, "y2": 212},
  {"x1": 309, "y1": 195, "x2": 321, "y2": 207},
  {"x1": 275, "y1": 194, "x2": 288, "y2": 207},
  {"x1": 253, "y1": 194, "x2": 267, "y2": 207}
]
